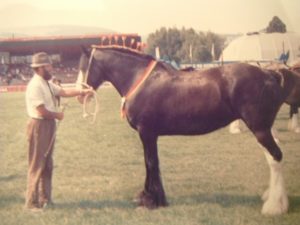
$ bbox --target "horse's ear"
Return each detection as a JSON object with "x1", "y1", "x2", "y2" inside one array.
[{"x1": 81, "y1": 45, "x2": 90, "y2": 57}]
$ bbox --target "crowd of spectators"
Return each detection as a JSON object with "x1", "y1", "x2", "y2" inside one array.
[{"x1": 0, "y1": 61, "x2": 79, "y2": 86}]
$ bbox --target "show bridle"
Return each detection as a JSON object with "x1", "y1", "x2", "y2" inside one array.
[{"x1": 77, "y1": 48, "x2": 100, "y2": 124}]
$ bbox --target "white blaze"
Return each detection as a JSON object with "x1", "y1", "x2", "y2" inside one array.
[{"x1": 76, "y1": 70, "x2": 84, "y2": 90}]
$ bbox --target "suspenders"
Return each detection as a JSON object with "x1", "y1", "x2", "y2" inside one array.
[{"x1": 46, "y1": 81, "x2": 57, "y2": 109}]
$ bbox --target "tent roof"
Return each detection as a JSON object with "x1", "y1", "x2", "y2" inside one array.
[{"x1": 221, "y1": 32, "x2": 300, "y2": 63}]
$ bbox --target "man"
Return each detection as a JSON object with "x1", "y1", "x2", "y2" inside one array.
[{"x1": 25, "y1": 52, "x2": 91, "y2": 211}]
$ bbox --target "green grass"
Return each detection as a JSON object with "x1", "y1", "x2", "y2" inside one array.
[{"x1": 1, "y1": 88, "x2": 300, "y2": 225}]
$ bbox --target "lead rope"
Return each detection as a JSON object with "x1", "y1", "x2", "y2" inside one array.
[
  {"x1": 79, "y1": 82, "x2": 100, "y2": 124},
  {"x1": 79, "y1": 49, "x2": 100, "y2": 124},
  {"x1": 44, "y1": 83, "x2": 99, "y2": 158},
  {"x1": 44, "y1": 103, "x2": 68, "y2": 157}
]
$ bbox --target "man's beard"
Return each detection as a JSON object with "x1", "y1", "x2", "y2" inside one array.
[{"x1": 43, "y1": 70, "x2": 52, "y2": 81}]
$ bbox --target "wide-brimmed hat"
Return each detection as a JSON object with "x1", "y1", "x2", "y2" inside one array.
[{"x1": 30, "y1": 52, "x2": 52, "y2": 68}]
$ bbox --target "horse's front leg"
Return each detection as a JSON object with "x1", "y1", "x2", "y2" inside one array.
[{"x1": 137, "y1": 130, "x2": 168, "y2": 209}]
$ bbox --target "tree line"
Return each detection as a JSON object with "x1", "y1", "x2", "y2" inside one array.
[
  {"x1": 145, "y1": 16, "x2": 287, "y2": 64},
  {"x1": 145, "y1": 27, "x2": 225, "y2": 64}
]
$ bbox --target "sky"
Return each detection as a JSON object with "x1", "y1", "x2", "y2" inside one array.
[{"x1": 0, "y1": 0, "x2": 299, "y2": 35}]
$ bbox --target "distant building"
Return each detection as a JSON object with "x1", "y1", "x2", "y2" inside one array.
[
  {"x1": 0, "y1": 33, "x2": 142, "y2": 86},
  {"x1": 0, "y1": 33, "x2": 142, "y2": 65}
]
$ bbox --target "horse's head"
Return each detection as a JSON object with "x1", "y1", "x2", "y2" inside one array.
[
  {"x1": 76, "y1": 47, "x2": 106, "y2": 91},
  {"x1": 76, "y1": 45, "x2": 157, "y2": 98},
  {"x1": 75, "y1": 47, "x2": 105, "y2": 104}
]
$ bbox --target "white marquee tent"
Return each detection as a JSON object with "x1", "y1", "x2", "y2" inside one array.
[{"x1": 221, "y1": 32, "x2": 300, "y2": 64}]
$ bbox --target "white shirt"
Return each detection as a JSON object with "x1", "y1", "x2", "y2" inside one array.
[{"x1": 26, "y1": 74, "x2": 62, "y2": 119}]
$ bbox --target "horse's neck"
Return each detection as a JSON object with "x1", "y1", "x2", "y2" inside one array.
[{"x1": 105, "y1": 56, "x2": 150, "y2": 97}]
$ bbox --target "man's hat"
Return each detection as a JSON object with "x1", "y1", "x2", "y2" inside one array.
[{"x1": 30, "y1": 52, "x2": 52, "y2": 68}]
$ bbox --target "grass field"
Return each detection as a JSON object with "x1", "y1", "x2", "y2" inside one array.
[{"x1": 1, "y1": 88, "x2": 300, "y2": 225}]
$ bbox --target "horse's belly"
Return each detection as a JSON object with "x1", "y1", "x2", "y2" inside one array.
[{"x1": 156, "y1": 113, "x2": 236, "y2": 135}]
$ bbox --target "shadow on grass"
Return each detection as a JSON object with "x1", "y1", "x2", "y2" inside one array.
[
  {"x1": 2, "y1": 192, "x2": 299, "y2": 212},
  {"x1": 0, "y1": 195, "x2": 24, "y2": 208},
  {"x1": 49, "y1": 195, "x2": 300, "y2": 214},
  {"x1": 172, "y1": 193, "x2": 260, "y2": 208},
  {"x1": 0, "y1": 174, "x2": 20, "y2": 182},
  {"x1": 171, "y1": 193, "x2": 300, "y2": 213},
  {"x1": 0, "y1": 196, "x2": 135, "y2": 210},
  {"x1": 288, "y1": 195, "x2": 300, "y2": 214},
  {"x1": 55, "y1": 199, "x2": 136, "y2": 210},
  {"x1": 172, "y1": 193, "x2": 300, "y2": 210}
]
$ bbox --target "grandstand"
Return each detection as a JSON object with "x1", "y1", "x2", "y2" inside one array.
[{"x1": 0, "y1": 33, "x2": 141, "y2": 87}]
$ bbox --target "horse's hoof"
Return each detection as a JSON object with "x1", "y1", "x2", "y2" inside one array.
[
  {"x1": 135, "y1": 191, "x2": 168, "y2": 209},
  {"x1": 261, "y1": 196, "x2": 289, "y2": 215}
]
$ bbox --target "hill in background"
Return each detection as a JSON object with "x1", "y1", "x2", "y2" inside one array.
[{"x1": 0, "y1": 25, "x2": 116, "y2": 38}]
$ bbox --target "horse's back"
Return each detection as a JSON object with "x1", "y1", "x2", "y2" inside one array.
[
  {"x1": 128, "y1": 63, "x2": 284, "y2": 134},
  {"x1": 222, "y1": 63, "x2": 284, "y2": 130},
  {"x1": 128, "y1": 65, "x2": 235, "y2": 134}
]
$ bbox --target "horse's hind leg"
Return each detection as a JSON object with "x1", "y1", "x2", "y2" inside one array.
[
  {"x1": 137, "y1": 130, "x2": 168, "y2": 209},
  {"x1": 253, "y1": 130, "x2": 288, "y2": 215}
]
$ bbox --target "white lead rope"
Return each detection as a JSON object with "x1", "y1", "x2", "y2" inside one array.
[
  {"x1": 44, "y1": 83, "x2": 99, "y2": 158},
  {"x1": 44, "y1": 103, "x2": 68, "y2": 157},
  {"x1": 75, "y1": 49, "x2": 99, "y2": 123},
  {"x1": 79, "y1": 82, "x2": 100, "y2": 124}
]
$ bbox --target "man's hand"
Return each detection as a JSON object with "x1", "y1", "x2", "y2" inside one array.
[
  {"x1": 56, "y1": 112, "x2": 64, "y2": 121},
  {"x1": 77, "y1": 88, "x2": 94, "y2": 104},
  {"x1": 80, "y1": 88, "x2": 94, "y2": 96}
]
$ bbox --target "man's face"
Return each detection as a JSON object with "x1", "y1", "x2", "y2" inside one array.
[{"x1": 38, "y1": 65, "x2": 53, "y2": 81}]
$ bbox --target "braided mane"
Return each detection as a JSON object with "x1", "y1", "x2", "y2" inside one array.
[{"x1": 92, "y1": 44, "x2": 155, "y2": 61}]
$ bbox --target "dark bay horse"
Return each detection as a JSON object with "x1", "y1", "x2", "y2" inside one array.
[{"x1": 76, "y1": 45, "x2": 300, "y2": 215}]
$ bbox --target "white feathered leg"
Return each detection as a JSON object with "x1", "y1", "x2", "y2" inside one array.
[
  {"x1": 292, "y1": 113, "x2": 300, "y2": 133},
  {"x1": 261, "y1": 151, "x2": 288, "y2": 215},
  {"x1": 261, "y1": 188, "x2": 269, "y2": 202}
]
